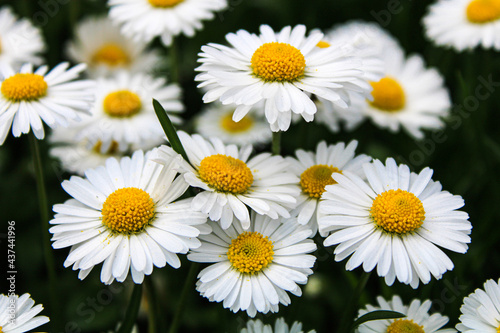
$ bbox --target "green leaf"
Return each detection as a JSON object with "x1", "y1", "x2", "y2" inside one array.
[
  {"x1": 152, "y1": 98, "x2": 189, "y2": 162},
  {"x1": 350, "y1": 310, "x2": 406, "y2": 332}
]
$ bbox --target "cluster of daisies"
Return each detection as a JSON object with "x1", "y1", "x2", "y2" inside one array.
[{"x1": 1, "y1": 0, "x2": 500, "y2": 332}]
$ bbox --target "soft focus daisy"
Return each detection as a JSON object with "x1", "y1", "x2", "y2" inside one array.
[
  {"x1": 188, "y1": 212, "x2": 317, "y2": 317},
  {"x1": 0, "y1": 7, "x2": 45, "y2": 69},
  {"x1": 0, "y1": 293, "x2": 50, "y2": 333},
  {"x1": 456, "y1": 278, "x2": 500, "y2": 332},
  {"x1": 73, "y1": 71, "x2": 182, "y2": 153},
  {"x1": 285, "y1": 140, "x2": 371, "y2": 236},
  {"x1": 0, "y1": 63, "x2": 95, "y2": 145},
  {"x1": 194, "y1": 102, "x2": 272, "y2": 147},
  {"x1": 242, "y1": 317, "x2": 316, "y2": 333},
  {"x1": 156, "y1": 131, "x2": 300, "y2": 229},
  {"x1": 318, "y1": 158, "x2": 472, "y2": 288},
  {"x1": 356, "y1": 295, "x2": 456, "y2": 333},
  {"x1": 196, "y1": 24, "x2": 373, "y2": 132},
  {"x1": 49, "y1": 126, "x2": 127, "y2": 176},
  {"x1": 67, "y1": 15, "x2": 162, "y2": 77},
  {"x1": 107, "y1": 0, "x2": 228, "y2": 46},
  {"x1": 50, "y1": 149, "x2": 210, "y2": 284},
  {"x1": 423, "y1": 0, "x2": 500, "y2": 51}
]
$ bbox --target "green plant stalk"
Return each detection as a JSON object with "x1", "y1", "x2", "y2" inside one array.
[
  {"x1": 168, "y1": 262, "x2": 200, "y2": 333},
  {"x1": 145, "y1": 277, "x2": 164, "y2": 333},
  {"x1": 338, "y1": 270, "x2": 372, "y2": 333},
  {"x1": 117, "y1": 283, "x2": 143, "y2": 333},
  {"x1": 28, "y1": 132, "x2": 61, "y2": 330},
  {"x1": 169, "y1": 38, "x2": 179, "y2": 83},
  {"x1": 272, "y1": 131, "x2": 281, "y2": 155}
]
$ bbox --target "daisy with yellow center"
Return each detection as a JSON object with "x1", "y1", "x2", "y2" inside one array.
[
  {"x1": 457, "y1": 278, "x2": 500, "y2": 332},
  {"x1": 0, "y1": 293, "x2": 50, "y2": 333},
  {"x1": 73, "y1": 71, "x2": 183, "y2": 154},
  {"x1": 194, "y1": 103, "x2": 272, "y2": 146},
  {"x1": 66, "y1": 16, "x2": 161, "y2": 76},
  {"x1": 0, "y1": 7, "x2": 45, "y2": 69},
  {"x1": 49, "y1": 149, "x2": 210, "y2": 284},
  {"x1": 0, "y1": 62, "x2": 95, "y2": 145},
  {"x1": 241, "y1": 318, "x2": 316, "y2": 333},
  {"x1": 356, "y1": 295, "x2": 454, "y2": 333},
  {"x1": 156, "y1": 131, "x2": 300, "y2": 230},
  {"x1": 423, "y1": 0, "x2": 500, "y2": 51},
  {"x1": 188, "y1": 212, "x2": 317, "y2": 317},
  {"x1": 196, "y1": 24, "x2": 374, "y2": 132},
  {"x1": 286, "y1": 140, "x2": 371, "y2": 236},
  {"x1": 108, "y1": 0, "x2": 228, "y2": 46},
  {"x1": 318, "y1": 158, "x2": 471, "y2": 288}
]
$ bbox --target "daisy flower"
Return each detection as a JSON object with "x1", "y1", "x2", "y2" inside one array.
[
  {"x1": 187, "y1": 212, "x2": 317, "y2": 317},
  {"x1": 195, "y1": 24, "x2": 373, "y2": 132},
  {"x1": 66, "y1": 15, "x2": 162, "y2": 77},
  {"x1": 0, "y1": 62, "x2": 95, "y2": 145},
  {"x1": 49, "y1": 149, "x2": 210, "y2": 284},
  {"x1": 242, "y1": 318, "x2": 316, "y2": 333},
  {"x1": 423, "y1": 0, "x2": 500, "y2": 51},
  {"x1": 0, "y1": 293, "x2": 50, "y2": 333},
  {"x1": 194, "y1": 102, "x2": 272, "y2": 147},
  {"x1": 0, "y1": 7, "x2": 45, "y2": 69},
  {"x1": 456, "y1": 278, "x2": 500, "y2": 332},
  {"x1": 156, "y1": 131, "x2": 300, "y2": 229},
  {"x1": 107, "y1": 0, "x2": 228, "y2": 46},
  {"x1": 356, "y1": 295, "x2": 456, "y2": 333},
  {"x1": 285, "y1": 140, "x2": 371, "y2": 236},
  {"x1": 73, "y1": 71, "x2": 182, "y2": 153},
  {"x1": 318, "y1": 158, "x2": 472, "y2": 288}
]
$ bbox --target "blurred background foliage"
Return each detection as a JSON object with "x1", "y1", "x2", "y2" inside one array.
[{"x1": 0, "y1": 0, "x2": 499, "y2": 332}]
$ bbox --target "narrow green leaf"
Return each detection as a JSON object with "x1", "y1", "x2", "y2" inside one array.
[
  {"x1": 152, "y1": 98, "x2": 189, "y2": 162},
  {"x1": 350, "y1": 310, "x2": 406, "y2": 332}
]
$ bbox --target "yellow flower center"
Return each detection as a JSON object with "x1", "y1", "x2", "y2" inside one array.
[
  {"x1": 466, "y1": 0, "x2": 500, "y2": 23},
  {"x1": 386, "y1": 319, "x2": 425, "y2": 333},
  {"x1": 101, "y1": 187, "x2": 155, "y2": 234},
  {"x1": 497, "y1": 324, "x2": 500, "y2": 333},
  {"x1": 220, "y1": 112, "x2": 254, "y2": 133},
  {"x1": 148, "y1": 0, "x2": 184, "y2": 8},
  {"x1": 1, "y1": 73, "x2": 48, "y2": 101},
  {"x1": 251, "y1": 42, "x2": 306, "y2": 82},
  {"x1": 103, "y1": 90, "x2": 142, "y2": 118},
  {"x1": 91, "y1": 44, "x2": 130, "y2": 67},
  {"x1": 198, "y1": 154, "x2": 253, "y2": 194},
  {"x1": 369, "y1": 77, "x2": 406, "y2": 112},
  {"x1": 227, "y1": 231, "x2": 274, "y2": 274},
  {"x1": 316, "y1": 40, "x2": 331, "y2": 48},
  {"x1": 371, "y1": 189, "x2": 425, "y2": 234},
  {"x1": 300, "y1": 164, "x2": 341, "y2": 198},
  {"x1": 92, "y1": 140, "x2": 120, "y2": 155}
]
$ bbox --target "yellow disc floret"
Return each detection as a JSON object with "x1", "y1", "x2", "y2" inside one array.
[
  {"x1": 103, "y1": 90, "x2": 142, "y2": 117},
  {"x1": 220, "y1": 112, "x2": 254, "y2": 133},
  {"x1": 316, "y1": 40, "x2": 331, "y2": 48},
  {"x1": 91, "y1": 44, "x2": 130, "y2": 67},
  {"x1": 466, "y1": 0, "x2": 500, "y2": 24},
  {"x1": 386, "y1": 319, "x2": 425, "y2": 333},
  {"x1": 371, "y1": 189, "x2": 425, "y2": 234},
  {"x1": 198, "y1": 154, "x2": 253, "y2": 194},
  {"x1": 300, "y1": 164, "x2": 341, "y2": 198},
  {"x1": 92, "y1": 140, "x2": 120, "y2": 155},
  {"x1": 101, "y1": 187, "x2": 155, "y2": 234},
  {"x1": 148, "y1": 0, "x2": 184, "y2": 8},
  {"x1": 369, "y1": 77, "x2": 406, "y2": 112},
  {"x1": 1, "y1": 73, "x2": 48, "y2": 101},
  {"x1": 227, "y1": 231, "x2": 274, "y2": 274},
  {"x1": 251, "y1": 42, "x2": 306, "y2": 82}
]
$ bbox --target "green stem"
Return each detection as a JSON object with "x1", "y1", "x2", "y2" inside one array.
[
  {"x1": 145, "y1": 277, "x2": 164, "y2": 333},
  {"x1": 338, "y1": 271, "x2": 372, "y2": 333},
  {"x1": 117, "y1": 283, "x2": 144, "y2": 333},
  {"x1": 169, "y1": 38, "x2": 179, "y2": 83},
  {"x1": 272, "y1": 131, "x2": 281, "y2": 155},
  {"x1": 168, "y1": 262, "x2": 200, "y2": 333},
  {"x1": 28, "y1": 133, "x2": 61, "y2": 330}
]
